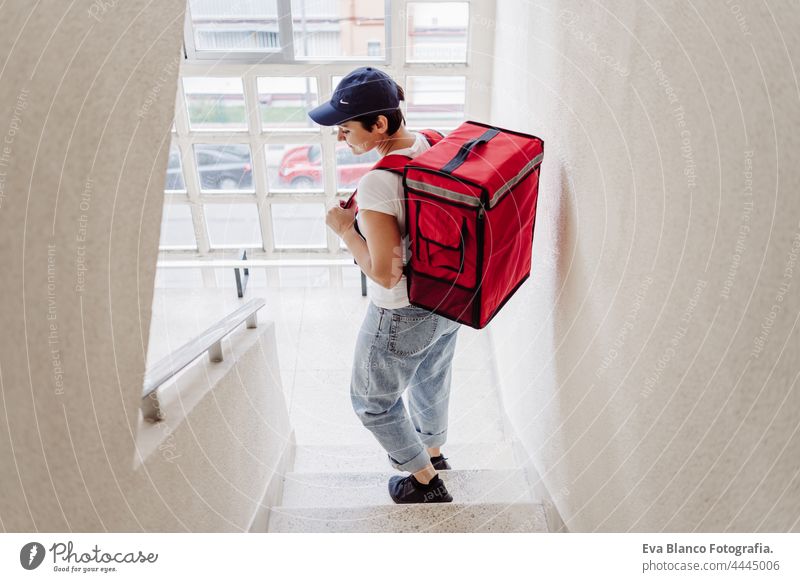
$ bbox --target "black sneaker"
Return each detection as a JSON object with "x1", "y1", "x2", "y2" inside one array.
[
  {"x1": 430, "y1": 454, "x2": 451, "y2": 470},
  {"x1": 388, "y1": 473, "x2": 453, "y2": 504}
]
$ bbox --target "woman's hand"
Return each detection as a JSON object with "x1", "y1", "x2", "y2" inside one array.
[{"x1": 325, "y1": 204, "x2": 357, "y2": 238}]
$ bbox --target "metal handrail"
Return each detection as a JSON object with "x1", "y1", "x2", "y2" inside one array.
[{"x1": 141, "y1": 297, "x2": 266, "y2": 422}]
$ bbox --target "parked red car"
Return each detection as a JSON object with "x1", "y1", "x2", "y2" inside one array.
[{"x1": 277, "y1": 144, "x2": 380, "y2": 189}]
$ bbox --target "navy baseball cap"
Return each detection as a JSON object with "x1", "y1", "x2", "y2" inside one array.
[{"x1": 308, "y1": 67, "x2": 401, "y2": 126}]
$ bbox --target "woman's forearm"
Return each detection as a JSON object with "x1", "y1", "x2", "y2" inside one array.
[{"x1": 341, "y1": 226, "x2": 402, "y2": 289}]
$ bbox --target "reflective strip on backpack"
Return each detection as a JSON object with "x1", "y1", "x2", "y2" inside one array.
[
  {"x1": 407, "y1": 152, "x2": 543, "y2": 210},
  {"x1": 489, "y1": 152, "x2": 543, "y2": 208},
  {"x1": 405, "y1": 178, "x2": 482, "y2": 208}
]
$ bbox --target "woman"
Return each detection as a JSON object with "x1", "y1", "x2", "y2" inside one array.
[{"x1": 309, "y1": 67, "x2": 461, "y2": 504}]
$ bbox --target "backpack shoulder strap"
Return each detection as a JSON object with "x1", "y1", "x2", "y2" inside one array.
[
  {"x1": 419, "y1": 128, "x2": 444, "y2": 146},
  {"x1": 370, "y1": 129, "x2": 442, "y2": 173},
  {"x1": 371, "y1": 153, "x2": 412, "y2": 175},
  {"x1": 349, "y1": 130, "x2": 442, "y2": 202},
  {"x1": 344, "y1": 154, "x2": 409, "y2": 208}
]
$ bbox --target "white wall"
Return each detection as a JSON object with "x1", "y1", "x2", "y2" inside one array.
[
  {"x1": 0, "y1": 1, "x2": 292, "y2": 531},
  {"x1": 487, "y1": 0, "x2": 800, "y2": 531}
]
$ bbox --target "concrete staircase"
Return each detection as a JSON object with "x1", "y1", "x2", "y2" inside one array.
[
  {"x1": 269, "y1": 359, "x2": 549, "y2": 531},
  {"x1": 268, "y1": 440, "x2": 549, "y2": 532}
]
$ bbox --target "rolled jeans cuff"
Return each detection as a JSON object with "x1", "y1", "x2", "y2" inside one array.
[
  {"x1": 388, "y1": 446, "x2": 431, "y2": 474},
  {"x1": 417, "y1": 429, "x2": 447, "y2": 449}
]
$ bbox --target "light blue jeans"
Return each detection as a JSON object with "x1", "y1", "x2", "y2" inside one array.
[{"x1": 350, "y1": 302, "x2": 461, "y2": 474}]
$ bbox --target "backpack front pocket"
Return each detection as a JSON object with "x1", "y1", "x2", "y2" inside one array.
[{"x1": 412, "y1": 200, "x2": 477, "y2": 289}]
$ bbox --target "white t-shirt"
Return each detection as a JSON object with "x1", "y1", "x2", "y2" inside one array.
[{"x1": 355, "y1": 132, "x2": 432, "y2": 309}]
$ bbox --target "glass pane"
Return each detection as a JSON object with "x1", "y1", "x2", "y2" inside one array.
[
  {"x1": 335, "y1": 142, "x2": 379, "y2": 190},
  {"x1": 258, "y1": 77, "x2": 319, "y2": 130},
  {"x1": 267, "y1": 143, "x2": 324, "y2": 192},
  {"x1": 271, "y1": 203, "x2": 327, "y2": 248},
  {"x1": 183, "y1": 77, "x2": 247, "y2": 131},
  {"x1": 159, "y1": 203, "x2": 196, "y2": 247},
  {"x1": 405, "y1": 76, "x2": 466, "y2": 129},
  {"x1": 193, "y1": 144, "x2": 254, "y2": 192},
  {"x1": 406, "y1": 2, "x2": 469, "y2": 62},
  {"x1": 204, "y1": 203, "x2": 262, "y2": 247},
  {"x1": 291, "y1": 0, "x2": 385, "y2": 59},
  {"x1": 189, "y1": 0, "x2": 280, "y2": 52},
  {"x1": 164, "y1": 141, "x2": 186, "y2": 192}
]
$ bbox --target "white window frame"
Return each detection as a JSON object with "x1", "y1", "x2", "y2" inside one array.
[
  {"x1": 184, "y1": 0, "x2": 393, "y2": 64},
  {"x1": 162, "y1": 0, "x2": 495, "y2": 269}
]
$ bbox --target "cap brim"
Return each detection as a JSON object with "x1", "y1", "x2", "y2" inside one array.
[{"x1": 308, "y1": 100, "x2": 354, "y2": 126}]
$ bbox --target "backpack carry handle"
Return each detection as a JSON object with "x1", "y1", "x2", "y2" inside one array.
[{"x1": 441, "y1": 128, "x2": 500, "y2": 174}]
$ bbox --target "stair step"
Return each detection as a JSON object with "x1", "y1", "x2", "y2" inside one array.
[
  {"x1": 268, "y1": 502, "x2": 548, "y2": 533},
  {"x1": 292, "y1": 441, "x2": 517, "y2": 473},
  {"x1": 279, "y1": 469, "x2": 532, "y2": 508}
]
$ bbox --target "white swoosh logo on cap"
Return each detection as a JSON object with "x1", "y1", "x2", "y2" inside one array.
[{"x1": 339, "y1": 99, "x2": 349, "y2": 104}]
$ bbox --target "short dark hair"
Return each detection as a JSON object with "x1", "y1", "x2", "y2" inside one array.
[{"x1": 351, "y1": 85, "x2": 406, "y2": 135}]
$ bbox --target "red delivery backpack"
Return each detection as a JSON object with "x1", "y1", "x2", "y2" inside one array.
[{"x1": 343, "y1": 121, "x2": 543, "y2": 329}]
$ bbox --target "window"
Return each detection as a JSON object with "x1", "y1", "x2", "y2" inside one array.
[
  {"x1": 266, "y1": 143, "x2": 325, "y2": 192},
  {"x1": 185, "y1": 0, "x2": 389, "y2": 62},
  {"x1": 291, "y1": 0, "x2": 386, "y2": 60},
  {"x1": 193, "y1": 144, "x2": 254, "y2": 192},
  {"x1": 406, "y1": 2, "x2": 469, "y2": 63},
  {"x1": 161, "y1": 1, "x2": 492, "y2": 257},
  {"x1": 271, "y1": 203, "x2": 327, "y2": 249},
  {"x1": 183, "y1": 77, "x2": 247, "y2": 131},
  {"x1": 159, "y1": 203, "x2": 196, "y2": 248},
  {"x1": 188, "y1": 0, "x2": 280, "y2": 52},
  {"x1": 405, "y1": 76, "x2": 466, "y2": 129},
  {"x1": 204, "y1": 203, "x2": 262, "y2": 248},
  {"x1": 258, "y1": 77, "x2": 319, "y2": 131}
]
